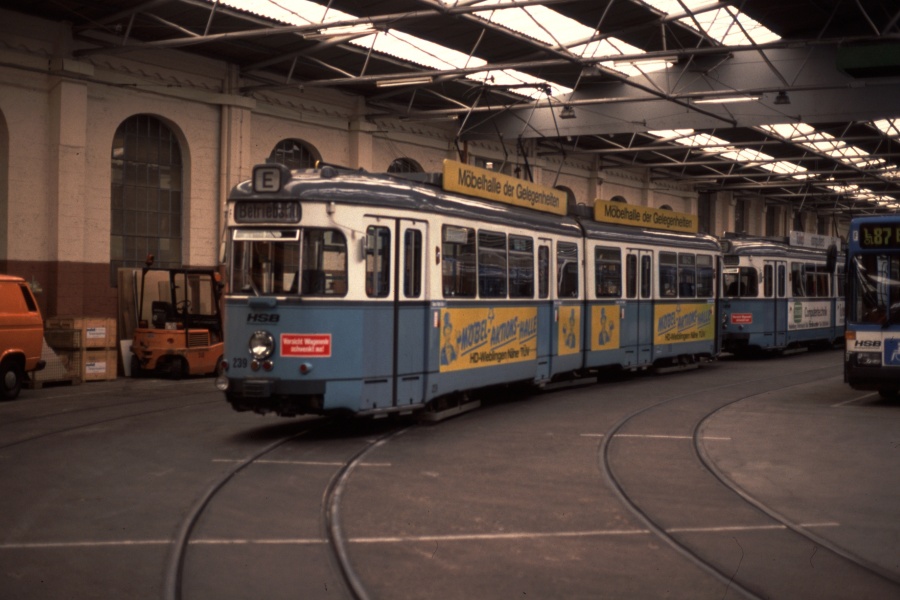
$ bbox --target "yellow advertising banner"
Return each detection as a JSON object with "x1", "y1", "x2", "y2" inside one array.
[
  {"x1": 593, "y1": 199, "x2": 698, "y2": 233},
  {"x1": 653, "y1": 302, "x2": 715, "y2": 345},
  {"x1": 557, "y1": 305, "x2": 581, "y2": 355},
  {"x1": 439, "y1": 307, "x2": 538, "y2": 373},
  {"x1": 591, "y1": 305, "x2": 621, "y2": 351},
  {"x1": 442, "y1": 159, "x2": 567, "y2": 216}
]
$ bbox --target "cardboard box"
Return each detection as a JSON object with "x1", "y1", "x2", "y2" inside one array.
[{"x1": 83, "y1": 349, "x2": 118, "y2": 381}]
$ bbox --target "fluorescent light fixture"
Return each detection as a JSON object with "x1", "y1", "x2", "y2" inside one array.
[
  {"x1": 613, "y1": 55, "x2": 678, "y2": 67},
  {"x1": 694, "y1": 95, "x2": 759, "y2": 104},
  {"x1": 376, "y1": 75, "x2": 434, "y2": 88}
]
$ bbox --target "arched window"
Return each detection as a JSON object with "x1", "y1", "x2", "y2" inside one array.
[
  {"x1": 387, "y1": 157, "x2": 423, "y2": 173},
  {"x1": 659, "y1": 204, "x2": 673, "y2": 211},
  {"x1": 611, "y1": 195, "x2": 627, "y2": 203},
  {"x1": 269, "y1": 139, "x2": 319, "y2": 169},
  {"x1": 110, "y1": 114, "x2": 183, "y2": 283}
]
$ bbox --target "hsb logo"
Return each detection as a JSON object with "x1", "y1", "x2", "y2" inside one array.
[
  {"x1": 853, "y1": 339, "x2": 881, "y2": 349},
  {"x1": 247, "y1": 314, "x2": 280, "y2": 323}
]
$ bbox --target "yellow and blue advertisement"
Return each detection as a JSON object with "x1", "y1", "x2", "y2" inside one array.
[
  {"x1": 557, "y1": 306, "x2": 582, "y2": 355},
  {"x1": 653, "y1": 302, "x2": 715, "y2": 344},
  {"x1": 591, "y1": 305, "x2": 621, "y2": 351},
  {"x1": 439, "y1": 307, "x2": 538, "y2": 372}
]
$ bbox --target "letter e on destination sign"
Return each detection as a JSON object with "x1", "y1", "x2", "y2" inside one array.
[{"x1": 281, "y1": 334, "x2": 332, "y2": 357}]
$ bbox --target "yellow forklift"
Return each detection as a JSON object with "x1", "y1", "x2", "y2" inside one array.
[{"x1": 131, "y1": 264, "x2": 224, "y2": 378}]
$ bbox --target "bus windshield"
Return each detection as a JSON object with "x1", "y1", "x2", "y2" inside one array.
[
  {"x1": 230, "y1": 228, "x2": 347, "y2": 297},
  {"x1": 851, "y1": 253, "x2": 900, "y2": 325}
]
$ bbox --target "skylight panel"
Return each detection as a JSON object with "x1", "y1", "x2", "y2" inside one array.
[
  {"x1": 642, "y1": 0, "x2": 780, "y2": 45},
  {"x1": 460, "y1": 0, "x2": 671, "y2": 77},
  {"x1": 215, "y1": 0, "x2": 571, "y2": 99},
  {"x1": 648, "y1": 128, "x2": 810, "y2": 179}
]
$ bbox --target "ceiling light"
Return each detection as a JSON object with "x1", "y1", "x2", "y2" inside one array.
[
  {"x1": 774, "y1": 91, "x2": 791, "y2": 105},
  {"x1": 376, "y1": 76, "x2": 434, "y2": 88},
  {"x1": 694, "y1": 95, "x2": 759, "y2": 104},
  {"x1": 613, "y1": 55, "x2": 678, "y2": 67},
  {"x1": 559, "y1": 105, "x2": 576, "y2": 119}
]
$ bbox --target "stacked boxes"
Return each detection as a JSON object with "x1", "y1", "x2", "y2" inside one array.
[{"x1": 44, "y1": 317, "x2": 118, "y2": 382}]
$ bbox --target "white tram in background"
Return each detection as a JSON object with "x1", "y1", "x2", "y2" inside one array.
[
  {"x1": 217, "y1": 160, "x2": 720, "y2": 418},
  {"x1": 719, "y1": 233, "x2": 843, "y2": 355}
]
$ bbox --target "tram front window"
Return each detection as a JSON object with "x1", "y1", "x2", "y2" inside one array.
[
  {"x1": 722, "y1": 267, "x2": 758, "y2": 297},
  {"x1": 231, "y1": 228, "x2": 347, "y2": 297}
]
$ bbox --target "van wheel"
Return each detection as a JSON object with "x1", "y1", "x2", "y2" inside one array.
[{"x1": 1, "y1": 360, "x2": 24, "y2": 401}]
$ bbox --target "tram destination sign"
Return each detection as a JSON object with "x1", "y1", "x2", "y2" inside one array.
[
  {"x1": 234, "y1": 201, "x2": 301, "y2": 224},
  {"x1": 857, "y1": 223, "x2": 900, "y2": 249}
]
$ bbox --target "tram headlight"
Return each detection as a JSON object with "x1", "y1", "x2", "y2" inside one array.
[{"x1": 249, "y1": 330, "x2": 275, "y2": 360}]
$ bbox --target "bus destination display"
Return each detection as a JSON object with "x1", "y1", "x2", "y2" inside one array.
[
  {"x1": 858, "y1": 223, "x2": 900, "y2": 249},
  {"x1": 234, "y1": 201, "x2": 301, "y2": 224}
]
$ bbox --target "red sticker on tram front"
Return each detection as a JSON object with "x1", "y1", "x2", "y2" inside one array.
[
  {"x1": 730, "y1": 313, "x2": 753, "y2": 324},
  {"x1": 281, "y1": 334, "x2": 332, "y2": 357}
]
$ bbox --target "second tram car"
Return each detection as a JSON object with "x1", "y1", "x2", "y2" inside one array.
[
  {"x1": 844, "y1": 215, "x2": 900, "y2": 396},
  {"x1": 719, "y1": 233, "x2": 843, "y2": 355},
  {"x1": 217, "y1": 160, "x2": 720, "y2": 418}
]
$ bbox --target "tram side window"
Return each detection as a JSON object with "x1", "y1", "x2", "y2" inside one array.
[
  {"x1": 557, "y1": 242, "x2": 579, "y2": 298},
  {"x1": 678, "y1": 253, "x2": 696, "y2": 297},
  {"x1": 626, "y1": 254, "x2": 637, "y2": 298},
  {"x1": 509, "y1": 235, "x2": 534, "y2": 298},
  {"x1": 478, "y1": 230, "x2": 507, "y2": 298},
  {"x1": 538, "y1": 246, "x2": 550, "y2": 299},
  {"x1": 696, "y1": 255, "x2": 714, "y2": 298},
  {"x1": 659, "y1": 252, "x2": 677, "y2": 297},
  {"x1": 403, "y1": 229, "x2": 422, "y2": 298},
  {"x1": 763, "y1": 265, "x2": 774, "y2": 298},
  {"x1": 791, "y1": 263, "x2": 806, "y2": 296},
  {"x1": 366, "y1": 226, "x2": 391, "y2": 298},
  {"x1": 595, "y1": 247, "x2": 621, "y2": 298},
  {"x1": 809, "y1": 264, "x2": 830, "y2": 297},
  {"x1": 640, "y1": 255, "x2": 651, "y2": 298},
  {"x1": 778, "y1": 264, "x2": 786, "y2": 297},
  {"x1": 442, "y1": 225, "x2": 476, "y2": 298}
]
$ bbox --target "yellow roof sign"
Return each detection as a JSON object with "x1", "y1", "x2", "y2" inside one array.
[
  {"x1": 442, "y1": 159, "x2": 567, "y2": 216},
  {"x1": 593, "y1": 199, "x2": 698, "y2": 233}
]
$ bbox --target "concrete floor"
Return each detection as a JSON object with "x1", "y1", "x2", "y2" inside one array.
[{"x1": 1, "y1": 349, "x2": 898, "y2": 599}]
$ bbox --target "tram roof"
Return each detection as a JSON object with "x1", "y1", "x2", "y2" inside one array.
[
  {"x1": 229, "y1": 167, "x2": 584, "y2": 237},
  {"x1": 721, "y1": 237, "x2": 830, "y2": 260},
  {"x1": 577, "y1": 218, "x2": 721, "y2": 252}
]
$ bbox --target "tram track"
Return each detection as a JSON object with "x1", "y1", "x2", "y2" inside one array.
[
  {"x1": 599, "y1": 362, "x2": 900, "y2": 599},
  {"x1": 164, "y1": 417, "x2": 413, "y2": 600}
]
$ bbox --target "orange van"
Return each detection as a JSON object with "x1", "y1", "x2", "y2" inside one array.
[{"x1": 0, "y1": 275, "x2": 46, "y2": 400}]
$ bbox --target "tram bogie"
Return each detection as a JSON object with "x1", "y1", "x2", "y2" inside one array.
[{"x1": 219, "y1": 161, "x2": 721, "y2": 418}]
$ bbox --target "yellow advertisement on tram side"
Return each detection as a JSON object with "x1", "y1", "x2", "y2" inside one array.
[
  {"x1": 439, "y1": 307, "x2": 538, "y2": 373},
  {"x1": 653, "y1": 302, "x2": 715, "y2": 345},
  {"x1": 591, "y1": 305, "x2": 621, "y2": 351},
  {"x1": 557, "y1": 305, "x2": 581, "y2": 356}
]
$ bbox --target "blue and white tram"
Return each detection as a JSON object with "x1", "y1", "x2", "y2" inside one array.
[
  {"x1": 718, "y1": 233, "x2": 843, "y2": 355},
  {"x1": 218, "y1": 161, "x2": 719, "y2": 418}
]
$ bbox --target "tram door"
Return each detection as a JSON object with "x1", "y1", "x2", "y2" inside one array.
[
  {"x1": 624, "y1": 249, "x2": 654, "y2": 367},
  {"x1": 364, "y1": 218, "x2": 427, "y2": 409},
  {"x1": 764, "y1": 260, "x2": 787, "y2": 348}
]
